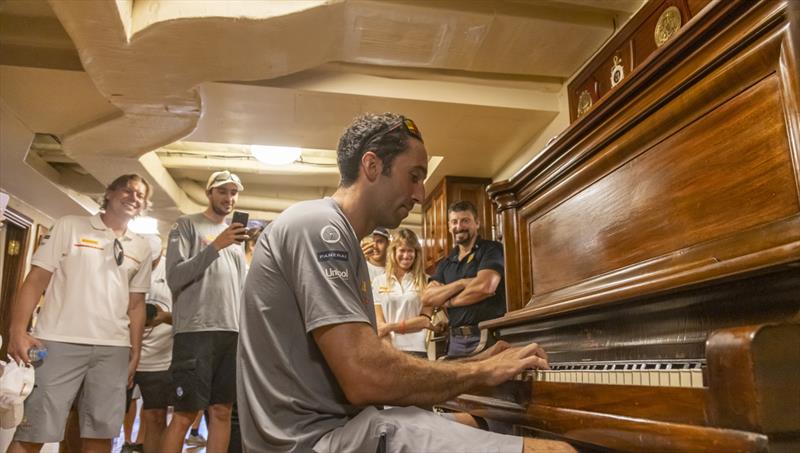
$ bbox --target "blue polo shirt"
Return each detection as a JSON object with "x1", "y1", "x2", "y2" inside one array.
[{"x1": 431, "y1": 237, "x2": 506, "y2": 327}]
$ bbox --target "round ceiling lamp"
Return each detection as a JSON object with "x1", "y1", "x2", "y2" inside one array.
[{"x1": 250, "y1": 145, "x2": 302, "y2": 166}]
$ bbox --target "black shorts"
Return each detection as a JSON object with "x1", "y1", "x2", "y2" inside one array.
[
  {"x1": 135, "y1": 370, "x2": 173, "y2": 410},
  {"x1": 170, "y1": 331, "x2": 238, "y2": 412}
]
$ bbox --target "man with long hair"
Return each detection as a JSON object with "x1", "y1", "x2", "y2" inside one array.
[{"x1": 8, "y1": 174, "x2": 153, "y2": 453}]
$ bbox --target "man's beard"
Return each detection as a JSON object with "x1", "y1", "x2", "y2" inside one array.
[
  {"x1": 212, "y1": 203, "x2": 232, "y2": 217},
  {"x1": 453, "y1": 230, "x2": 473, "y2": 245}
]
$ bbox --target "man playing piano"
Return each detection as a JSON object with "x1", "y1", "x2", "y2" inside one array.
[
  {"x1": 422, "y1": 200, "x2": 507, "y2": 357},
  {"x1": 237, "y1": 113, "x2": 576, "y2": 453}
]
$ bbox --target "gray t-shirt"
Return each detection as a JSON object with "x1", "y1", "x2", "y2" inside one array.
[
  {"x1": 166, "y1": 213, "x2": 246, "y2": 334},
  {"x1": 238, "y1": 198, "x2": 376, "y2": 453}
]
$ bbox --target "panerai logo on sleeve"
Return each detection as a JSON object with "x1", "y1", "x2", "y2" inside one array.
[
  {"x1": 317, "y1": 250, "x2": 349, "y2": 262},
  {"x1": 324, "y1": 268, "x2": 349, "y2": 280}
]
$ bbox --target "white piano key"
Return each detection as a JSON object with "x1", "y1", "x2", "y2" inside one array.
[{"x1": 691, "y1": 370, "x2": 703, "y2": 388}]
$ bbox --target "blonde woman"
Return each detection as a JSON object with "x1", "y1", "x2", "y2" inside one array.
[{"x1": 372, "y1": 228, "x2": 439, "y2": 358}]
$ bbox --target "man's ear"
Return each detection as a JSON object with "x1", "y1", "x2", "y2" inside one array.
[{"x1": 362, "y1": 151, "x2": 383, "y2": 183}]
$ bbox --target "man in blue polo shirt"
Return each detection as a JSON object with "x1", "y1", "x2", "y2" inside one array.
[{"x1": 422, "y1": 200, "x2": 506, "y2": 357}]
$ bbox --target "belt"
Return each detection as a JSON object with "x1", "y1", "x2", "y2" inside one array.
[{"x1": 450, "y1": 325, "x2": 480, "y2": 336}]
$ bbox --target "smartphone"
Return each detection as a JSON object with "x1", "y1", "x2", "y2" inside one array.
[
  {"x1": 232, "y1": 211, "x2": 249, "y2": 228},
  {"x1": 145, "y1": 303, "x2": 158, "y2": 321}
]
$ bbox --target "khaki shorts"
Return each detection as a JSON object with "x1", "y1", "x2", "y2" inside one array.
[
  {"x1": 13, "y1": 340, "x2": 129, "y2": 443},
  {"x1": 313, "y1": 406, "x2": 522, "y2": 453}
]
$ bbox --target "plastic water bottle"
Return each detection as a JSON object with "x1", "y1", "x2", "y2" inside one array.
[{"x1": 28, "y1": 347, "x2": 47, "y2": 363}]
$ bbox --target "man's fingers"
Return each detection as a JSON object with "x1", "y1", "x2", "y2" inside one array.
[
  {"x1": 517, "y1": 342, "x2": 548, "y2": 361},
  {"x1": 524, "y1": 355, "x2": 550, "y2": 370}
]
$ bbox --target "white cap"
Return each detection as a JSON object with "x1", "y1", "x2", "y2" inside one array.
[{"x1": 206, "y1": 170, "x2": 244, "y2": 191}]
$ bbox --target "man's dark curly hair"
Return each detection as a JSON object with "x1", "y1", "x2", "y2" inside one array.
[{"x1": 337, "y1": 113, "x2": 419, "y2": 187}]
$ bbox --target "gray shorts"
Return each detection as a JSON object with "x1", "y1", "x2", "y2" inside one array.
[
  {"x1": 313, "y1": 406, "x2": 522, "y2": 453},
  {"x1": 13, "y1": 340, "x2": 129, "y2": 443}
]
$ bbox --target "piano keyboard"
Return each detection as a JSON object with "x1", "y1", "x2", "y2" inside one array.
[{"x1": 520, "y1": 360, "x2": 705, "y2": 388}]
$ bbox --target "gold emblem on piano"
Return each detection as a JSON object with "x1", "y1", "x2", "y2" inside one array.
[
  {"x1": 610, "y1": 56, "x2": 624, "y2": 88},
  {"x1": 654, "y1": 6, "x2": 682, "y2": 47},
  {"x1": 576, "y1": 90, "x2": 592, "y2": 117}
]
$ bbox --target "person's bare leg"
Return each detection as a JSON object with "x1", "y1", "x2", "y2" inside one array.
[
  {"x1": 81, "y1": 438, "x2": 113, "y2": 453},
  {"x1": 123, "y1": 398, "x2": 137, "y2": 444},
  {"x1": 7, "y1": 441, "x2": 43, "y2": 453},
  {"x1": 141, "y1": 408, "x2": 167, "y2": 453},
  {"x1": 522, "y1": 438, "x2": 578, "y2": 453},
  {"x1": 135, "y1": 408, "x2": 146, "y2": 445},
  {"x1": 206, "y1": 403, "x2": 233, "y2": 452},
  {"x1": 58, "y1": 408, "x2": 81, "y2": 453},
  {"x1": 159, "y1": 410, "x2": 197, "y2": 453},
  {"x1": 191, "y1": 412, "x2": 202, "y2": 430}
]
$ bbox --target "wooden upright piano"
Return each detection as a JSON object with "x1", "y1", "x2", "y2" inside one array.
[{"x1": 441, "y1": 1, "x2": 800, "y2": 451}]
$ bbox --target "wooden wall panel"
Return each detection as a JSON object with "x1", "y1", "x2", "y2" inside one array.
[{"x1": 528, "y1": 74, "x2": 797, "y2": 294}]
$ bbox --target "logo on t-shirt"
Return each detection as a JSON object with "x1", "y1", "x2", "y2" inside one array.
[
  {"x1": 324, "y1": 267, "x2": 349, "y2": 280},
  {"x1": 320, "y1": 225, "x2": 341, "y2": 244},
  {"x1": 317, "y1": 250, "x2": 349, "y2": 262}
]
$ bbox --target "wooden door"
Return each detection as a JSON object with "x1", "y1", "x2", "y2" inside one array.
[{"x1": 0, "y1": 208, "x2": 32, "y2": 357}]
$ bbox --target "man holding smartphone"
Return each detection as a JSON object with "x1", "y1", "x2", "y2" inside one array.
[{"x1": 161, "y1": 170, "x2": 248, "y2": 452}]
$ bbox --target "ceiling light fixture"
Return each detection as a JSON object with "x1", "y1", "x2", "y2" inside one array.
[
  {"x1": 128, "y1": 216, "x2": 159, "y2": 235},
  {"x1": 250, "y1": 145, "x2": 302, "y2": 166}
]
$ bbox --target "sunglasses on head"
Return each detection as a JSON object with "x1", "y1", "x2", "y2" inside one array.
[
  {"x1": 362, "y1": 116, "x2": 424, "y2": 152},
  {"x1": 113, "y1": 238, "x2": 124, "y2": 266},
  {"x1": 212, "y1": 171, "x2": 241, "y2": 184}
]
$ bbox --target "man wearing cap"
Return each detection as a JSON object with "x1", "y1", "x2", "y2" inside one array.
[
  {"x1": 161, "y1": 170, "x2": 248, "y2": 453},
  {"x1": 363, "y1": 227, "x2": 390, "y2": 282},
  {"x1": 238, "y1": 113, "x2": 574, "y2": 453}
]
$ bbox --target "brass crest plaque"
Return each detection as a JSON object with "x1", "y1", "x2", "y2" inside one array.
[
  {"x1": 655, "y1": 6, "x2": 682, "y2": 47},
  {"x1": 610, "y1": 56, "x2": 625, "y2": 88},
  {"x1": 577, "y1": 90, "x2": 592, "y2": 117}
]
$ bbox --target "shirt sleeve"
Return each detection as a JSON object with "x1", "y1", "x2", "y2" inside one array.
[
  {"x1": 477, "y1": 242, "x2": 504, "y2": 275},
  {"x1": 129, "y1": 249, "x2": 152, "y2": 294},
  {"x1": 30, "y1": 218, "x2": 68, "y2": 272},
  {"x1": 165, "y1": 217, "x2": 220, "y2": 294},
  {"x1": 277, "y1": 214, "x2": 372, "y2": 333}
]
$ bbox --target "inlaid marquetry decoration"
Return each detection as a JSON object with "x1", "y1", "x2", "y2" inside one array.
[
  {"x1": 610, "y1": 56, "x2": 625, "y2": 88},
  {"x1": 654, "y1": 6, "x2": 682, "y2": 47},
  {"x1": 577, "y1": 90, "x2": 592, "y2": 117}
]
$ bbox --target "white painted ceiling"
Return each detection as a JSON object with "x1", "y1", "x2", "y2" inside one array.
[{"x1": 0, "y1": 0, "x2": 643, "y2": 233}]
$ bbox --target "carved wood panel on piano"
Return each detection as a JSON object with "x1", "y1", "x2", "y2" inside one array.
[{"x1": 441, "y1": 1, "x2": 800, "y2": 451}]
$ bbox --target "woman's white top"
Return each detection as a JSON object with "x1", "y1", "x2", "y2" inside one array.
[{"x1": 372, "y1": 272, "x2": 426, "y2": 353}]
